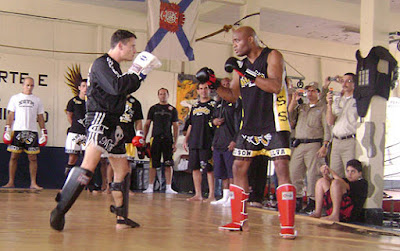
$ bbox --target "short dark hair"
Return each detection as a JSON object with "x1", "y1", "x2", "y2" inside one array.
[
  {"x1": 344, "y1": 72, "x2": 356, "y2": 82},
  {"x1": 158, "y1": 88, "x2": 169, "y2": 95},
  {"x1": 79, "y1": 79, "x2": 87, "y2": 86},
  {"x1": 110, "y1": 30, "x2": 137, "y2": 48},
  {"x1": 197, "y1": 82, "x2": 208, "y2": 90},
  {"x1": 346, "y1": 159, "x2": 363, "y2": 172}
]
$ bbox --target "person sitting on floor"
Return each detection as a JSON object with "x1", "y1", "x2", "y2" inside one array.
[{"x1": 310, "y1": 159, "x2": 368, "y2": 222}]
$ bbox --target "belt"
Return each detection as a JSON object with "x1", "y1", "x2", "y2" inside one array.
[
  {"x1": 297, "y1": 138, "x2": 323, "y2": 144},
  {"x1": 333, "y1": 134, "x2": 356, "y2": 140}
]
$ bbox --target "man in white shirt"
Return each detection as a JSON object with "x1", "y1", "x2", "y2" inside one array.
[
  {"x1": 326, "y1": 73, "x2": 358, "y2": 178},
  {"x1": 2, "y1": 77, "x2": 47, "y2": 189}
]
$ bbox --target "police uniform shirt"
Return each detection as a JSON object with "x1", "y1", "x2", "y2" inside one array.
[
  {"x1": 187, "y1": 99, "x2": 215, "y2": 149},
  {"x1": 239, "y1": 47, "x2": 290, "y2": 135},
  {"x1": 212, "y1": 99, "x2": 241, "y2": 150},
  {"x1": 147, "y1": 103, "x2": 178, "y2": 140},
  {"x1": 290, "y1": 100, "x2": 330, "y2": 142},
  {"x1": 119, "y1": 95, "x2": 143, "y2": 141},
  {"x1": 66, "y1": 96, "x2": 86, "y2": 134},
  {"x1": 332, "y1": 95, "x2": 357, "y2": 137}
]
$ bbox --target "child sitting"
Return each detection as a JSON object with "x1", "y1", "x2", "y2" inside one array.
[{"x1": 310, "y1": 159, "x2": 368, "y2": 222}]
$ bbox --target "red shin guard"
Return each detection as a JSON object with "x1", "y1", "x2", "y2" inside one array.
[
  {"x1": 219, "y1": 184, "x2": 249, "y2": 231},
  {"x1": 276, "y1": 184, "x2": 297, "y2": 239}
]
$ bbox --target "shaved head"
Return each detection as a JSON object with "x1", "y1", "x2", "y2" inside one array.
[
  {"x1": 234, "y1": 26, "x2": 256, "y2": 39},
  {"x1": 232, "y1": 26, "x2": 260, "y2": 57}
]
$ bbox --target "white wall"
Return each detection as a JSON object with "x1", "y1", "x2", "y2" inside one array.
[{"x1": 0, "y1": 0, "x2": 361, "y2": 147}]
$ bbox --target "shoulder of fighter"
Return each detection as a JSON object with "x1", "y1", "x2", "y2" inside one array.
[{"x1": 193, "y1": 100, "x2": 200, "y2": 107}]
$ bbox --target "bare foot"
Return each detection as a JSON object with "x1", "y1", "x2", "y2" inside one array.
[
  {"x1": 30, "y1": 184, "x2": 43, "y2": 190},
  {"x1": 116, "y1": 223, "x2": 132, "y2": 230},
  {"x1": 309, "y1": 212, "x2": 321, "y2": 218},
  {"x1": 242, "y1": 222, "x2": 250, "y2": 232},
  {"x1": 186, "y1": 195, "x2": 203, "y2": 201},
  {"x1": 203, "y1": 197, "x2": 216, "y2": 203},
  {"x1": 1, "y1": 183, "x2": 15, "y2": 188},
  {"x1": 322, "y1": 215, "x2": 339, "y2": 222}
]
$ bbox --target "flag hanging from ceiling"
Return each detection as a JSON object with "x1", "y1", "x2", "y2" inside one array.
[{"x1": 145, "y1": 0, "x2": 200, "y2": 61}]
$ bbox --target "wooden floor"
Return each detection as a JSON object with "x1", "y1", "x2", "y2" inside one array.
[{"x1": 1, "y1": 189, "x2": 400, "y2": 251}]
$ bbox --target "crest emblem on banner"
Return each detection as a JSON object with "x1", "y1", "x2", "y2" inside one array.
[
  {"x1": 160, "y1": 2, "x2": 185, "y2": 32},
  {"x1": 146, "y1": 0, "x2": 200, "y2": 61}
]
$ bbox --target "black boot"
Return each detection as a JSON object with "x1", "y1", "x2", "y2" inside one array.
[
  {"x1": 295, "y1": 197, "x2": 303, "y2": 212},
  {"x1": 50, "y1": 167, "x2": 93, "y2": 231},
  {"x1": 300, "y1": 198, "x2": 315, "y2": 214}
]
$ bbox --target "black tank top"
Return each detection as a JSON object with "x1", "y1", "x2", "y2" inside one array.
[{"x1": 240, "y1": 47, "x2": 290, "y2": 135}]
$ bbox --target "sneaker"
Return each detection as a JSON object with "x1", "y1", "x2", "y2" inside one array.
[
  {"x1": 249, "y1": 202, "x2": 263, "y2": 208},
  {"x1": 222, "y1": 199, "x2": 231, "y2": 208},
  {"x1": 211, "y1": 197, "x2": 228, "y2": 205},
  {"x1": 165, "y1": 188, "x2": 178, "y2": 194},
  {"x1": 300, "y1": 199, "x2": 315, "y2": 214},
  {"x1": 143, "y1": 187, "x2": 154, "y2": 194}
]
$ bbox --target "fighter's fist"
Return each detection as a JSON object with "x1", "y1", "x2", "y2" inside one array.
[
  {"x1": 129, "y1": 51, "x2": 162, "y2": 80},
  {"x1": 225, "y1": 57, "x2": 257, "y2": 81},
  {"x1": 3, "y1": 125, "x2": 12, "y2": 145},
  {"x1": 39, "y1": 128, "x2": 48, "y2": 147},
  {"x1": 195, "y1": 67, "x2": 221, "y2": 89},
  {"x1": 132, "y1": 130, "x2": 144, "y2": 147}
]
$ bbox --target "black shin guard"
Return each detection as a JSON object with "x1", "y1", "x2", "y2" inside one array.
[
  {"x1": 109, "y1": 173, "x2": 140, "y2": 228},
  {"x1": 50, "y1": 167, "x2": 93, "y2": 231},
  {"x1": 64, "y1": 164, "x2": 74, "y2": 177}
]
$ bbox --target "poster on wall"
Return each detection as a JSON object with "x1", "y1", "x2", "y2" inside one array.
[
  {"x1": 176, "y1": 73, "x2": 198, "y2": 124},
  {"x1": 176, "y1": 73, "x2": 218, "y2": 128}
]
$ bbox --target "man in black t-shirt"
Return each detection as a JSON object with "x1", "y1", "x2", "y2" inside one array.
[
  {"x1": 143, "y1": 88, "x2": 179, "y2": 194},
  {"x1": 211, "y1": 78, "x2": 240, "y2": 206},
  {"x1": 64, "y1": 79, "x2": 87, "y2": 176},
  {"x1": 120, "y1": 94, "x2": 144, "y2": 162},
  {"x1": 50, "y1": 29, "x2": 160, "y2": 231},
  {"x1": 183, "y1": 82, "x2": 216, "y2": 202}
]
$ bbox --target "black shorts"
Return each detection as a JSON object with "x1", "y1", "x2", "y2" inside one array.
[
  {"x1": 7, "y1": 131, "x2": 40, "y2": 154},
  {"x1": 233, "y1": 131, "x2": 291, "y2": 159},
  {"x1": 86, "y1": 112, "x2": 126, "y2": 157},
  {"x1": 188, "y1": 148, "x2": 213, "y2": 172},
  {"x1": 150, "y1": 136, "x2": 174, "y2": 168}
]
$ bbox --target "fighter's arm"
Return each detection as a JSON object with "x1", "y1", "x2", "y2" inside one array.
[
  {"x1": 172, "y1": 121, "x2": 179, "y2": 152},
  {"x1": 143, "y1": 119, "x2": 152, "y2": 141},
  {"x1": 6, "y1": 111, "x2": 15, "y2": 127},
  {"x1": 255, "y1": 50, "x2": 284, "y2": 94},
  {"x1": 66, "y1": 111, "x2": 73, "y2": 125},
  {"x1": 135, "y1": 119, "x2": 143, "y2": 132},
  {"x1": 216, "y1": 73, "x2": 240, "y2": 103},
  {"x1": 37, "y1": 114, "x2": 46, "y2": 130},
  {"x1": 183, "y1": 124, "x2": 192, "y2": 152}
]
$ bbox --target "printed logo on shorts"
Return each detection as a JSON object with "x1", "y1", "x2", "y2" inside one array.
[
  {"x1": 233, "y1": 148, "x2": 253, "y2": 157},
  {"x1": 281, "y1": 191, "x2": 294, "y2": 200},
  {"x1": 269, "y1": 148, "x2": 289, "y2": 157},
  {"x1": 242, "y1": 133, "x2": 271, "y2": 146}
]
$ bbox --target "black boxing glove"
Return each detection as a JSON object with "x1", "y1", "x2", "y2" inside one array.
[
  {"x1": 225, "y1": 57, "x2": 257, "y2": 81},
  {"x1": 195, "y1": 67, "x2": 221, "y2": 89}
]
